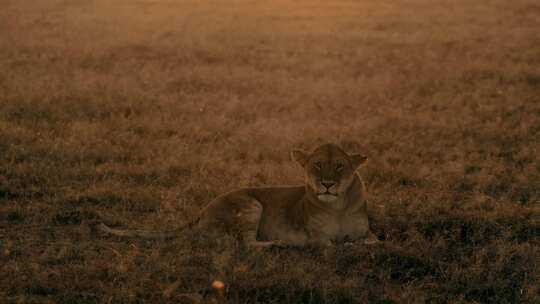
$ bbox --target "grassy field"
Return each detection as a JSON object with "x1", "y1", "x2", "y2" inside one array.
[{"x1": 1, "y1": 0, "x2": 539, "y2": 302}]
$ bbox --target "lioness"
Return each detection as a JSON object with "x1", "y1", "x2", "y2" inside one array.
[{"x1": 97, "y1": 144, "x2": 379, "y2": 247}]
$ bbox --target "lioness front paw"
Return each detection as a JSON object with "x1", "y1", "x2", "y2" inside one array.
[{"x1": 248, "y1": 240, "x2": 287, "y2": 249}]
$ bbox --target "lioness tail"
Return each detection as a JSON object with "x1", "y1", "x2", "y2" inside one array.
[{"x1": 96, "y1": 219, "x2": 199, "y2": 239}]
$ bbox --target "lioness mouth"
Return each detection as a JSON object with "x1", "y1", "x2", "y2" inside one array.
[
  {"x1": 318, "y1": 190, "x2": 337, "y2": 198},
  {"x1": 320, "y1": 191, "x2": 337, "y2": 196},
  {"x1": 317, "y1": 193, "x2": 338, "y2": 202}
]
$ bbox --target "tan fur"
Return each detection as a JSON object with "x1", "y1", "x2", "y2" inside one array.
[{"x1": 97, "y1": 144, "x2": 379, "y2": 247}]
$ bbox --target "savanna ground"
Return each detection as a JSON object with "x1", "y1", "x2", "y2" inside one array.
[{"x1": 1, "y1": 0, "x2": 539, "y2": 303}]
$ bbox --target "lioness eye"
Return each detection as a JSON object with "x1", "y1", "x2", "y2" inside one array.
[
  {"x1": 314, "y1": 162, "x2": 322, "y2": 170},
  {"x1": 336, "y1": 163, "x2": 344, "y2": 171}
]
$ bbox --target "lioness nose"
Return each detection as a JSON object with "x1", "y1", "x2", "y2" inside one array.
[{"x1": 321, "y1": 182, "x2": 336, "y2": 189}]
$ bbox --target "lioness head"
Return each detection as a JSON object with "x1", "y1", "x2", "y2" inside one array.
[{"x1": 292, "y1": 144, "x2": 367, "y2": 203}]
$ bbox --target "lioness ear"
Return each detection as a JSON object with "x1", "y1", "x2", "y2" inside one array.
[
  {"x1": 350, "y1": 154, "x2": 368, "y2": 169},
  {"x1": 291, "y1": 149, "x2": 308, "y2": 167}
]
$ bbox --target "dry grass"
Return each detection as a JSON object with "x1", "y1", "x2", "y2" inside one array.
[{"x1": 1, "y1": 0, "x2": 539, "y2": 303}]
